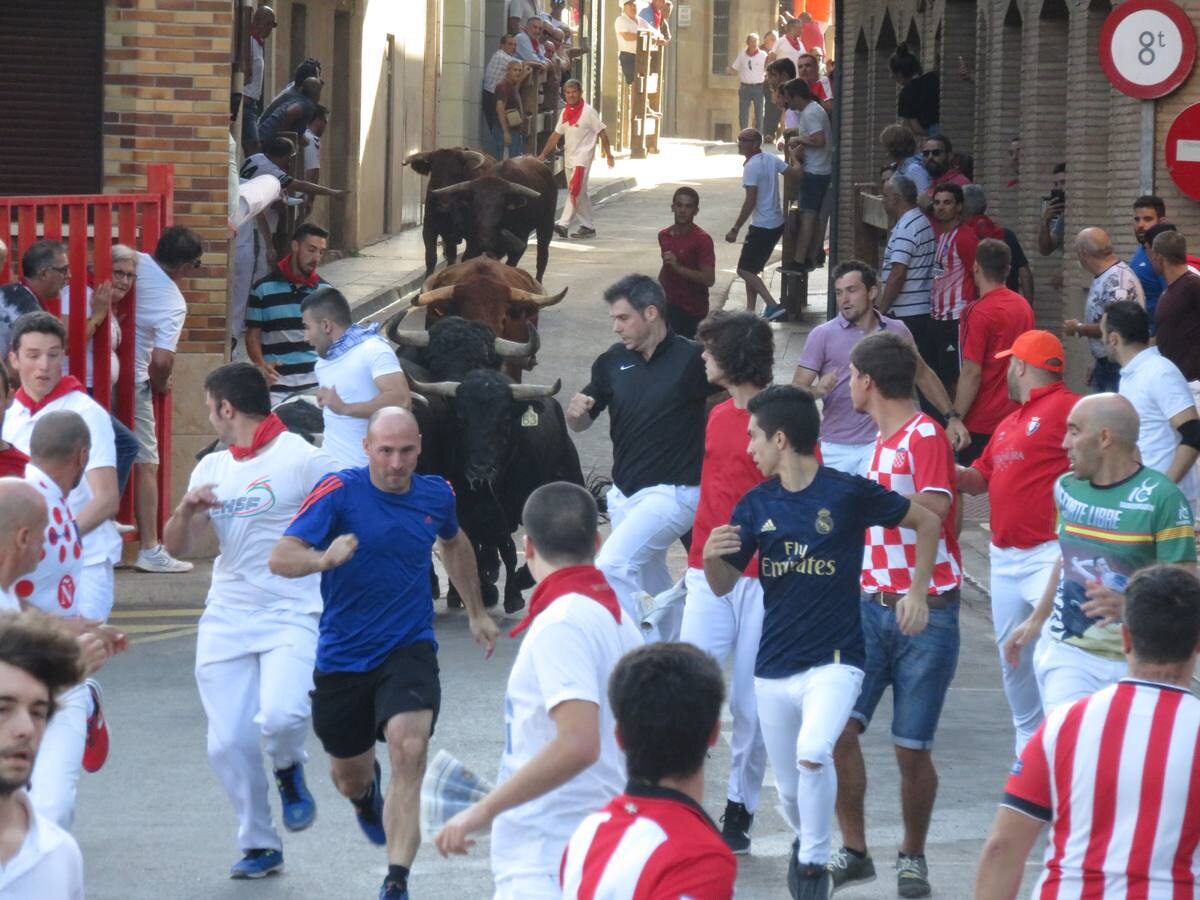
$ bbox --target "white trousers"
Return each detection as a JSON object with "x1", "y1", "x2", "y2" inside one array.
[
  {"x1": 596, "y1": 484, "x2": 700, "y2": 625},
  {"x1": 755, "y1": 664, "x2": 863, "y2": 867},
  {"x1": 30, "y1": 682, "x2": 88, "y2": 829},
  {"x1": 194, "y1": 603, "x2": 318, "y2": 852},
  {"x1": 77, "y1": 561, "x2": 114, "y2": 622},
  {"x1": 818, "y1": 440, "x2": 875, "y2": 477},
  {"x1": 1034, "y1": 633, "x2": 1126, "y2": 714},
  {"x1": 679, "y1": 568, "x2": 767, "y2": 813},
  {"x1": 989, "y1": 541, "x2": 1058, "y2": 757},
  {"x1": 557, "y1": 164, "x2": 594, "y2": 230},
  {"x1": 494, "y1": 873, "x2": 561, "y2": 900}
]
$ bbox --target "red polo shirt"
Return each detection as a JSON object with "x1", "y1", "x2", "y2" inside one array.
[
  {"x1": 658, "y1": 224, "x2": 715, "y2": 318},
  {"x1": 959, "y1": 286, "x2": 1035, "y2": 435},
  {"x1": 971, "y1": 381, "x2": 1080, "y2": 549}
]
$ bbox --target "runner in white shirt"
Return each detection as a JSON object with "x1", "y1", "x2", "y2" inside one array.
[
  {"x1": 537, "y1": 80, "x2": 616, "y2": 240},
  {"x1": 163, "y1": 362, "x2": 334, "y2": 880},
  {"x1": 771, "y1": 19, "x2": 807, "y2": 69},
  {"x1": 298, "y1": 287, "x2": 410, "y2": 467},
  {"x1": 0, "y1": 613, "x2": 88, "y2": 900},
  {"x1": 434, "y1": 482, "x2": 643, "y2": 900}
]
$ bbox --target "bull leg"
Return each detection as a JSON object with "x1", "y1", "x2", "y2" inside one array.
[
  {"x1": 478, "y1": 541, "x2": 501, "y2": 609},
  {"x1": 423, "y1": 224, "x2": 439, "y2": 276},
  {"x1": 500, "y1": 535, "x2": 525, "y2": 614},
  {"x1": 535, "y1": 221, "x2": 552, "y2": 282}
]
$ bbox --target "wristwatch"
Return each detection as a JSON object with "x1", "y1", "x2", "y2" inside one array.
[{"x1": 944, "y1": 409, "x2": 962, "y2": 420}]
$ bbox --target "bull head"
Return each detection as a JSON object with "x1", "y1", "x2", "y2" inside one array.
[
  {"x1": 429, "y1": 178, "x2": 539, "y2": 201},
  {"x1": 406, "y1": 375, "x2": 562, "y2": 400}
]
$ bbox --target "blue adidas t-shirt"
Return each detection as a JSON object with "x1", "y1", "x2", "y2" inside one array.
[
  {"x1": 284, "y1": 467, "x2": 459, "y2": 673},
  {"x1": 725, "y1": 468, "x2": 910, "y2": 678},
  {"x1": 1131, "y1": 245, "x2": 1166, "y2": 332}
]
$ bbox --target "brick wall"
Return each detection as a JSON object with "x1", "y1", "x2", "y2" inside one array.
[{"x1": 103, "y1": 0, "x2": 233, "y2": 355}]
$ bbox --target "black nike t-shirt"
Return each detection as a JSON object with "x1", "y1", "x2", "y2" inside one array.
[
  {"x1": 583, "y1": 332, "x2": 710, "y2": 495},
  {"x1": 725, "y1": 468, "x2": 910, "y2": 679}
]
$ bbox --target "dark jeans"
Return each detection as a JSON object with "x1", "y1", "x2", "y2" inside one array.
[
  {"x1": 619, "y1": 51, "x2": 636, "y2": 84},
  {"x1": 738, "y1": 83, "x2": 765, "y2": 131},
  {"x1": 1090, "y1": 356, "x2": 1121, "y2": 393},
  {"x1": 240, "y1": 95, "x2": 261, "y2": 148},
  {"x1": 762, "y1": 84, "x2": 781, "y2": 138},
  {"x1": 111, "y1": 413, "x2": 138, "y2": 496}
]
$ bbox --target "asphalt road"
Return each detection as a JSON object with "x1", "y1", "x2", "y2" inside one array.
[{"x1": 73, "y1": 151, "x2": 1041, "y2": 899}]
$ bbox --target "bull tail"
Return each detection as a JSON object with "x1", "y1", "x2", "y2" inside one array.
[{"x1": 584, "y1": 471, "x2": 612, "y2": 520}]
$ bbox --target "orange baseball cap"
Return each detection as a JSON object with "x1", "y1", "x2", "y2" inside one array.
[{"x1": 994, "y1": 330, "x2": 1065, "y2": 373}]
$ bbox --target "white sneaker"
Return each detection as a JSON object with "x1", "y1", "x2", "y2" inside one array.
[{"x1": 133, "y1": 544, "x2": 193, "y2": 574}]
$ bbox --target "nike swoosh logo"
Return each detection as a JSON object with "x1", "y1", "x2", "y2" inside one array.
[{"x1": 620, "y1": 364, "x2": 636, "y2": 371}]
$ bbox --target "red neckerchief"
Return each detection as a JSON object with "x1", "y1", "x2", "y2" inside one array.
[
  {"x1": 652, "y1": 9, "x2": 663, "y2": 27},
  {"x1": 509, "y1": 565, "x2": 622, "y2": 637},
  {"x1": 568, "y1": 166, "x2": 586, "y2": 200},
  {"x1": 278, "y1": 254, "x2": 320, "y2": 288},
  {"x1": 530, "y1": 36, "x2": 541, "y2": 55},
  {"x1": 228, "y1": 413, "x2": 287, "y2": 461},
  {"x1": 562, "y1": 100, "x2": 585, "y2": 126},
  {"x1": 786, "y1": 34, "x2": 802, "y2": 50},
  {"x1": 14, "y1": 376, "x2": 86, "y2": 415}
]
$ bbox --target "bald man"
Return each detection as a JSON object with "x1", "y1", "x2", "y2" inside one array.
[
  {"x1": 1006, "y1": 394, "x2": 1195, "y2": 712},
  {"x1": 0, "y1": 478, "x2": 48, "y2": 611},
  {"x1": 271, "y1": 406, "x2": 499, "y2": 900},
  {"x1": 1064, "y1": 228, "x2": 1145, "y2": 393},
  {"x1": 241, "y1": 6, "x2": 276, "y2": 154}
]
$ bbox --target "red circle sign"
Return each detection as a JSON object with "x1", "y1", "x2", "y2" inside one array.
[
  {"x1": 1165, "y1": 103, "x2": 1200, "y2": 201},
  {"x1": 1099, "y1": 0, "x2": 1196, "y2": 99}
]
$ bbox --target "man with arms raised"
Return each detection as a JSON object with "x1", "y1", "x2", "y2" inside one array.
[
  {"x1": 270, "y1": 407, "x2": 498, "y2": 900},
  {"x1": 163, "y1": 363, "x2": 333, "y2": 880},
  {"x1": 433, "y1": 482, "x2": 642, "y2": 898}
]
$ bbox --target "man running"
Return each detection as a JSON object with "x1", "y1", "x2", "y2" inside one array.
[
  {"x1": 704, "y1": 385, "x2": 939, "y2": 900},
  {"x1": 566, "y1": 275, "x2": 712, "y2": 624},
  {"x1": 163, "y1": 363, "x2": 334, "y2": 880},
  {"x1": 270, "y1": 407, "x2": 499, "y2": 900},
  {"x1": 537, "y1": 79, "x2": 615, "y2": 240},
  {"x1": 433, "y1": 482, "x2": 642, "y2": 898}
]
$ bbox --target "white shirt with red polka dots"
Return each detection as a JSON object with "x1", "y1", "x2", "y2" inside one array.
[{"x1": 17, "y1": 463, "x2": 84, "y2": 617}]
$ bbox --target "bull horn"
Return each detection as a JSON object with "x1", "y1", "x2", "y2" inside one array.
[
  {"x1": 401, "y1": 151, "x2": 428, "y2": 167},
  {"x1": 504, "y1": 180, "x2": 541, "y2": 199},
  {"x1": 413, "y1": 285, "x2": 456, "y2": 307},
  {"x1": 508, "y1": 378, "x2": 561, "y2": 400},
  {"x1": 464, "y1": 150, "x2": 488, "y2": 169},
  {"x1": 509, "y1": 285, "x2": 568, "y2": 307},
  {"x1": 385, "y1": 307, "x2": 425, "y2": 344},
  {"x1": 430, "y1": 181, "x2": 475, "y2": 197},
  {"x1": 391, "y1": 329, "x2": 430, "y2": 349},
  {"x1": 410, "y1": 392, "x2": 429, "y2": 407},
  {"x1": 493, "y1": 324, "x2": 540, "y2": 360},
  {"x1": 406, "y1": 377, "x2": 461, "y2": 399}
]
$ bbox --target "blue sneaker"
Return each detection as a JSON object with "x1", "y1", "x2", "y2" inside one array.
[
  {"x1": 230, "y1": 848, "x2": 283, "y2": 879},
  {"x1": 275, "y1": 763, "x2": 316, "y2": 832},
  {"x1": 761, "y1": 303, "x2": 788, "y2": 322},
  {"x1": 379, "y1": 881, "x2": 409, "y2": 899},
  {"x1": 353, "y1": 760, "x2": 386, "y2": 846}
]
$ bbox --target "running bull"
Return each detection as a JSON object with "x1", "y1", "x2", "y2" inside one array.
[{"x1": 402, "y1": 147, "x2": 495, "y2": 277}]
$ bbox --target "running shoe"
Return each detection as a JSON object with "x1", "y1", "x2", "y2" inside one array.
[
  {"x1": 896, "y1": 853, "x2": 931, "y2": 898},
  {"x1": 788, "y1": 838, "x2": 800, "y2": 898},
  {"x1": 553, "y1": 224, "x2": 569, "y2": 238},
  {"x1": 719, "y1": 799, "x2": 753, "y2": 855},
  {"x1": 133, "y1": 544, "x2": 193, "y2": 573},
  {"x1": 571, "y1": 227, "x2": 597, "y2": 239},
  {"x1": 353, "y1": 760, "x2": 387, "y2": 846},
  {"x1": 82, "y1": 679, "x2": 109, "y2": 773},
  {"x1": 828, "y1": 846, "x2": 876, "y2": 892},
  {"x1": 379, "y1": 881, "x2": 409, "y2": 900},
  {"x1": 761, "y1": 303, "x2": 788, "y2": 322},
  {"x1": 793, "y1": 863, "x2": 833, "y2": 900},
  {"x1": 274, "y1": 763, "x2": 316, "y2": 831},
  {"x1": 230, "y1": 848, "x2": 283, "y2": 879}
]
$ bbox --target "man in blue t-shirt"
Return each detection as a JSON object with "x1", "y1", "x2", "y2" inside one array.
[
  {"x1": 1130, "y1": 197, "x2": 1168, "y2": 330},
  {"x1": 703, "y1": 386, "x2": 939, "y2": 900},
  {"x1": 270, "y1": 407, "x2": 499, "y2": 900}
]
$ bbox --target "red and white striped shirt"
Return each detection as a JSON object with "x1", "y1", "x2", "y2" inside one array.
[
  {"x1": 1004, "y1": 679, "x2": 1200, "y2": 898},
  {"x1": 561, "y1": 783, "x2": 736, "y2": 900},
  {"x1": 861, "y1": 413, "x2": 962, "y2": 595},
  {"x1": 930, "y1": 222, "x2": 978, "y2": 321}
]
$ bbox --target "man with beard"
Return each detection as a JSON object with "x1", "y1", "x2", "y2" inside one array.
[
  {"x1": 917, "y1": 135, "x2": 971, "y2": 214},
  {"x1": 1128, "y1": 196, "x2": 1167, "y2": 327}
]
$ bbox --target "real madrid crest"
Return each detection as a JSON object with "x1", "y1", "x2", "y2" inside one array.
[
  {"x1": 1026, "y1": 416, "x2": 1040, "y2": 435},
  {"x1": 816, "y1": 508, "x2": 833, "y2": 534}
]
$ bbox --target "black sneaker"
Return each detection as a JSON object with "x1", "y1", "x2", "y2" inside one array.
[
  {"x1": 571, "y1": 226, "x2": 597, "y2": 239},
  {"x1": 896, "y1": 853, "x2": 931, "y2": 898},
  {"x1": 828, "y1": 845, "x2": 876, "y2": 892},
  {"x1": 719, "y1": 799, "x2": 753, "y2": 855},
  {"x1": 553, "y1": 224, "x2": 569, "y2": 238},
  {"x1": 794, "y1": 862, "x2": 833, "y2": 900},
  {"x1": 788, "y1": 839, "x2": 801, "y2": 898}
]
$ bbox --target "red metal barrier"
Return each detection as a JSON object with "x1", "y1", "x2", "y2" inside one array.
[{"x1": 0, "y1": 163, "x2": 175, "y2": 531}]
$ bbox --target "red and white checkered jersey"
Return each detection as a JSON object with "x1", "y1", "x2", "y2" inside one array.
[
  {"x1": 560, "y1": 786, "x2": 736, "y2": 900},
  {"x1": 1003, "y1": 679, "x2": 1200, "y2": 898},
  {"x1": 930, "y1": 223, "x2": 978, "y2": 321},
  {"x1": 861, "y1": 413, "x2": 962, "y2": 595}
]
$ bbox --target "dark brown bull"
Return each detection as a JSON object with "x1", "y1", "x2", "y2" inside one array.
[
  {"x1": 429, "y1": 155, "x2": 557, "y2": 282},
  {"x1": 386, "y1": 257, "x2": 566, "y2": 378},
  {"x1": 402, "y1": 148, "x2": 495, "y2": 276}
]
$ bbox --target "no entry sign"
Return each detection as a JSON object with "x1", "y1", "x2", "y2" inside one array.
[
  {"x1": 1099, "y1": 0, "x2": 1196, "y2": 99},
  {"x1": 1166, "y1": 103, "x2": 1200, "y2": 201}
]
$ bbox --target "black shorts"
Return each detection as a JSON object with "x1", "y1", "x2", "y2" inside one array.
[
  {"x1": 737, "y1": 225, "x2": 784, "y2": 274},
  {"x1": 956, "y1": 431, "x2": 991, "y2": 466},
  {"x1": 665, "y1": 303, "x2": 704, "y2": 339},
  {"x1": 798, "y1": 173, "x2": 831, "y2": 212},
  {"x1": 619, "y1": 51, "x2": 636, "y2": 84},
  {"x1": 311, "y1": 640, "x2": 441, "y2": 759}
]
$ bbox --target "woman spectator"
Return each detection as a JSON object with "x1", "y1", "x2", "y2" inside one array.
[{"x1": 880, "y1": 124, "x2": 931, "y2": 194}]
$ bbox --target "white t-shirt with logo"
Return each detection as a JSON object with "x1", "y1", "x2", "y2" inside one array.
[
  {"x1": 17, "y1": 464, "x2": 83, "y2": 617},
  {"x1": 1119, "y1": 346, "x2": 1199, "y2": 504},
  {"x1": 743, "y1": 151, "x2": 788, "y2": 230},
  {"x1": 314, "y1": 335, "x2": 403, "y2": 467},
  {"x1": 555, "y1": 104, "x2": 607, "y2": 170},
  {"x1": 490, "y1": 593, "x2": 643, "y2": 883},
  {"x1": 188, "y1": 431, "x2": 333, "y2": 613},
  {"x1": 3, "y1": 390, "x2": 122, "y2": 567},
  {"x1": 133, "y1": 253, "x2": 188, "y2": 384}
]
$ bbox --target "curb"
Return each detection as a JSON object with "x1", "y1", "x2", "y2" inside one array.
[{"x1": 349, "y1": 176, "x2": 641, "y2": 324}]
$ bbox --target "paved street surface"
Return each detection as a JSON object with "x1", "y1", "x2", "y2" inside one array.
[{"x1": 75, "y1": 149, "x2": 1040, "y2": 898}]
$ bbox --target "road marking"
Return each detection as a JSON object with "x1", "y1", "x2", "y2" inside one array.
[
  {"x1": 110, "y1": 608, "x2": 204, "y2": 619},
  {"x1": 132, "y1": 627, "x2": 198, "y2": 645}
]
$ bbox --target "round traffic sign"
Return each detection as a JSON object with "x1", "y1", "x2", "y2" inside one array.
[
  {"x1": 1165, "y1": 102, "x2": 1200, "y2": 201},
  {"x1": 1099, "y1": 0, "x2": 1196, "y2": 99}
]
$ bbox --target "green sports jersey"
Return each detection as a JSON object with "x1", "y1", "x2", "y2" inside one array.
[{"x1": 1051, "y1": 467, "x2": 1195, "y2": 660}]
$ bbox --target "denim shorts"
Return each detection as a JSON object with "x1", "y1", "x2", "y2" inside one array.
[{"x1": 851, "y1": 596, "x2": 960, "y2": 750}]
